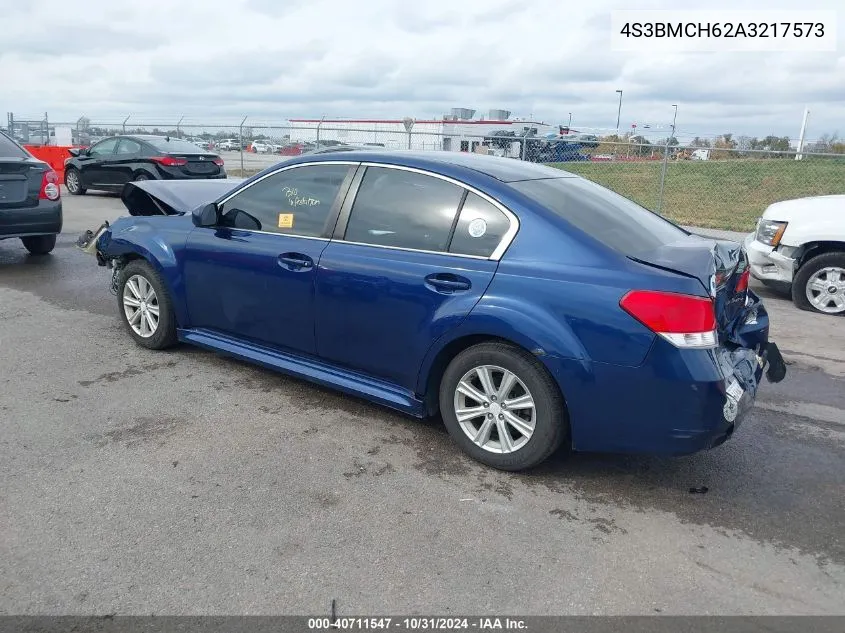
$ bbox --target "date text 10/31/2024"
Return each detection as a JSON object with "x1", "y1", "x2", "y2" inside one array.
[{"x1": 307, "y1": 617, "x2": 528, "y2": 630}]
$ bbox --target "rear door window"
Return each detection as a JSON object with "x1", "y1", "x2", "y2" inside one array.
[
  {"x1": 448, "y1": 192, "x2": 511, "y2": 258},
  {"x1": 510, "y1": 177, "x2": 688, "y2": 256},
  {"x1": 116, "y1": 139, "x2": 142, "y2": 155},
  {"x1": 88, "y1": 138, "x2": 119, "y2": 157},
  {"x1": 343, "y1": 167, "x2": 464, "y2": 252}
]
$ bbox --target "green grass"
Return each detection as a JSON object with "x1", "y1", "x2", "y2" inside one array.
[
  {"x1": 551, "y1": 158, "x2": 845, "y2": 232},
  {"x1": 232, "y1": 157, "x2": 844, "y2": 232}
]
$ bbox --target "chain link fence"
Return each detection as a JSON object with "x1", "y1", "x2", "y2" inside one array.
[{"x1": 5, "y1": 115, "x2": 843, "y2": 232}]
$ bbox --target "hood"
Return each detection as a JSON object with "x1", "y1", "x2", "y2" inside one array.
[
  {"x1": 761, "y1": 195, "x2": 844, "y2": 244},
  {"x1": 121, "y1": 178, "x2": 244, "y2": 216},
  {"x1": 762, "y1": 194, "x2": 844, "y2": 223}
]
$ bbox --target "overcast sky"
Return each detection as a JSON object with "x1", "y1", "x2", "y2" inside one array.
[{"x1": 1, "y1": 0, "x2": 843, "y2": 140}]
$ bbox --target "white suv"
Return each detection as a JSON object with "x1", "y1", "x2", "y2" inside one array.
[
  {"x1": 745, "y1": 195, "x2": 845, "y2": 315},
  {"x1": 250, "y1": 141, "x2": 270, "y2": 153},
  {"x1": 218, "y1": 139, "x2": 240, "y2": 151}
]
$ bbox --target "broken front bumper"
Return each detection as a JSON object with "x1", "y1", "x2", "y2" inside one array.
[
  {"x1": 744, "y1": 233, "x2": 795, "y2": 284},
  {"x1": 76, "y1": 222, "x2": 110, "y2": 265}
]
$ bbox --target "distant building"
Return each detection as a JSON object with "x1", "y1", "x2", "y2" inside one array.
[{"x1": 286, "y1": 108, "x2": 560, "y2": 153}]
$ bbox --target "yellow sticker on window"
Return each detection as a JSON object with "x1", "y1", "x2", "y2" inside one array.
[{"x1": 278, "y1": 213, "x2": 294, "y2": 229}]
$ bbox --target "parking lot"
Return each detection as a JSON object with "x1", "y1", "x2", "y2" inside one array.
[
  {"x1": 1, "y1": 190, "x2": 843, "y2": 615},
  {"x1": 217, "y1": 150, "x2": 294, "y2": 174}
]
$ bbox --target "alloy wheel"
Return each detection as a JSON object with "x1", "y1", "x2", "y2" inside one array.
[
  {"x1": 66, "y1": 170, "x2": 79, "y2": 193},
  {"x1": 453, "y1": 364, "x2": 536, "y2": 454},
  {"x1": 123, "y1": 275, "x2": 160, "y2": 337},
  {"x1": 805, "y1": 267, "x2": 845, "y2": 314}
]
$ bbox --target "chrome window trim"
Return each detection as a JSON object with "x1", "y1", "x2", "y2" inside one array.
[
  {"x1": 217, "y1": 160, "x2": 360, "y2": 207},
  {"x1": 356, "y1": 162, "x2": 520, "y2": 261},
  {"x1": 337, "y1": 239, "x2": 489, "y2": 260},
  {"x1": 214, "y1": 160, "x2": 358, "y2": 240},
  {"x1": 213, "y1": 159, "x2": 520, "y2": 260},
  {"x1": 199, "y1": 227, "x2": 329, "y2": 242}
]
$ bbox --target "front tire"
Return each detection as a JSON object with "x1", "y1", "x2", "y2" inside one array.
[
  {"x1": 21, "y1": 234, "x2": 56, "y2": 255},
  {"x1": 133, "y1": 173, "x2": 151, "y2": 182},
  {"x1": 65, "y1": 167, "x2": 86, "y2": 195},
  {"x1": 117, "y1": 260, "x2": 178, "y2": 349},
  {"x1": 792, "y1": 252, "x2": 845, "y2": 315},
  {"x1": 439, "y1": 342, "x2": 568, "y2": 471}
]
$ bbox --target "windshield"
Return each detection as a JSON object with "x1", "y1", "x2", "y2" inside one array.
[
  {"x1": 145, "y1": 137, "x2": 211, "y2": 153},
  {"x1": 511, "y1": 177, "x2": 689, "y2": 256}
]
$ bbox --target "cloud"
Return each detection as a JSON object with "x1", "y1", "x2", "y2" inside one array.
[
  {"x1": 1, "y1": 25, "x2": 165, "y2": 57},
  {"x1": 0, "y1": 0, "x2": 843, "y2": 140}
]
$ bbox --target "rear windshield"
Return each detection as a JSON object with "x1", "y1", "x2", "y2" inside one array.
[
  {"x1": 144, "y1": 137, "x2": 209, "y2": 153},
  {"x1": 0, "y1": 132, "x2": 29, "y2": 158},
  {"x1": 511, "y1": 177, "x2": 688, "y2": 256}
]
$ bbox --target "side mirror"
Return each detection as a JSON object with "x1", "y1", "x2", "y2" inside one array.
[
  {"x1": 192, "y1": 203, "x2": 218, "y2": 227},
  {"x1": 68, "y1": 148, "x2": 81, "y2": 157}
]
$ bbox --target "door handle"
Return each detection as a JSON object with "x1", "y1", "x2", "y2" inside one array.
[
  {"x1": 425, "y1": 274, "x2": 471, "y2": 293},
  {"x1": 278, "y1": 253, "x2": 313, "y2": 271}
]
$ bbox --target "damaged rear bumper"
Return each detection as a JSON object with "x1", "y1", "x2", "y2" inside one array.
[
  {"x1": 548, "y1": 323, "x2": 787, "y2": 455},
  {"x1": 702, "y1": 340, "x2": 786, "y2": 450}
]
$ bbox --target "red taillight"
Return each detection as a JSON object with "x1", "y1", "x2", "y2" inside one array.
[
  {"x1": 39, "y1": 169, "x2": 60, "y2": 201},
  {"x1": 735, "y1": 269, "x2": 750, "y2": 293},
  {"x1": 620, "y1": 290, "x2": 717, "y2": 349},
  {"x1": 150, "y1": 156, "x2": 187, "y2": 167},
  {"x1": 213, "y1": 157, "x2": 224, "y2": 166}
]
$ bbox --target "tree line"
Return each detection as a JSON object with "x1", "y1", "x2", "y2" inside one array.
[{"x1": 590, "y1": 131, "x2": 844, "y2": 158}]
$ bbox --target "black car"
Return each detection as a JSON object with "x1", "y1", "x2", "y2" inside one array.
[
  {"x1": 0, "y1": 131, "x2": 62, "y2": 254},
  {"x1": 64, "y1": 135, "x2": 226, "y2": 195}
]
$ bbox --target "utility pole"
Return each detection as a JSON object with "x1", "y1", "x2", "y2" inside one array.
[
  {"x1": 670, "y1": 103, "x2": 678, "y2": 138},
  {"x1": 615, "y1": 90, "x2": 623, "y2": 136},
  {"x1": 795, "y1": 107, "x2": 809, "y2": 160},
  {"x1": 657, "y1": 104, "x2": 678, "y2": 213},
  {"x1": 239, "y1": 115, "x2": 247, "y2": 173}
]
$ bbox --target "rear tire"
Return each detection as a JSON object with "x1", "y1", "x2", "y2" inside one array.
[
  {"x1": 116, "y1": 260, "x2": 178, "y2": 349},
  {"x1": 133, "y1": 173, "x2": 151, "y2": 182},
  {"x1": 439, "y1": 342, "x2": 568, "y2": 471},
  {"x1": 792, "y1": 252, "x2": 845, "y2": 315},
  {"x1": 65, "y1": 167, "x2": 86, "y2": 195},
  {"x1": 21, "y1": 234, "x2": 56, "y2": 255}
]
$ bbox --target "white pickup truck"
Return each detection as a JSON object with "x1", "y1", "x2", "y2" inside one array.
[{"x1": 745, "y1": 195, "x2": 845, "y2": 315}]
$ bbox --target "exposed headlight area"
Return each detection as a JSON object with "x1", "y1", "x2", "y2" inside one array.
[
  {"x1": 776, "y1": 244, "x2": 798, "y2": 258},
  {"x1": 755, "y1": 218, "x2": 788, "y2": 246}
]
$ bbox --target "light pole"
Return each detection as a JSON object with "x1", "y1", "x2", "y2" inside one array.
[
  {"x1": 658, "y1": 104, "x2": 678, "y2": 213},
  {"x1": 615, "y1": 90, "x2": 623, "y2": 136},
  {"x1": 670, "y1": 104, "x2": 678, "y2": 138}
]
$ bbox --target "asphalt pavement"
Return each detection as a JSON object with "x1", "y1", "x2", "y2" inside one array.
[{"x1": 0, "y1": 191, "x2": 842, "y2": 615}]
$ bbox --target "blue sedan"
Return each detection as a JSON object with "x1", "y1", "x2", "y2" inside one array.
[{"x1": 81, "y1": 151, "x2": 785, "y2": 470}]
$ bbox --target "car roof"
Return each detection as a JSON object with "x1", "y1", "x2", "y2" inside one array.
[{"x1": 289, "y1": 150, "x2": 578, "y2": 183}]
